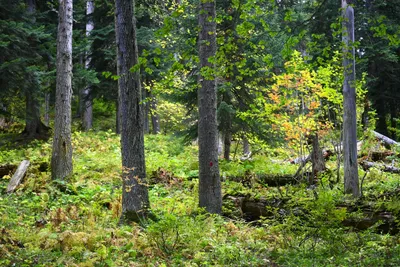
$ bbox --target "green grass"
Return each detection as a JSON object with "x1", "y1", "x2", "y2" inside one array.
[{"x1": 1, "y1": 130, "x2": 400, "y2": 266}]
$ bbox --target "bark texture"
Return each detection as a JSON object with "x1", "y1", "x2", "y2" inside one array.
[
  {"x1": 115, "y1": 0, "x2": 149, "y2": 223},
  {"x1": 243, "y1": 136, "x2": 250, "y2": 155},
  {"x1": 23, "y1": 90, "x2": 50, "y2": 137},
  {"x1": 310, "y1": 134, "x2": 326, "y2": 184},
  {"x1": 22, "y1": 0, "x2": 49, "y2": 138},
  {"x1": 44, "y1": 92, "x2": 50, "y2": 126},
  {"x1": 198, "y1": 0, "x2": 222, "y2": 214},
  {"x1": 51, "y1": 0, "x2": 73, "y2": 180},
  {"x1": 150, "y1": 95, "x2": 160, "y2": 134},
  {"x1": 81, "y1": 0, "x2": 94, "y2": 131},
  {"x1": 342, "y1": 0, "x2": 359, "y2": 197}
]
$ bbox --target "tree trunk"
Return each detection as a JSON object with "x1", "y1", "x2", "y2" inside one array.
[
  {"x1": 44, "y1": 92, "x2": 50, "y2": 126},
  {"x1": 224, "y1": 131, "x2": 231, "y2": 161},
  {"x1": 198, "y1": 0, "x2": 222, "y2": 214},
  {"x1": 51, "y1": 0, "x2": 73, "y2": 180},
  {"x1": 143, "y1": 87, "x2": 150, "y2": 134},
  {"x1": 243, "y1": 136, "x2": 250, "y2": 155},
  {"x1": 22, "y1": 0, "x2": 49, "y2": 138},
  {"x1": 23, "y1": 90, "x2": 50, "y2": 137},
  {"x1": 115, "y1": 0, "x2": 150, "y2": 223},
  {"x1": 81, "y1": 0, "x2": 94, "y2": 131},
  {"x1": 310, "y1": 133, "x2": 326, "y2": 184},
  {"x1": 342, "y1": 0, "x2": 359, "y2": 197},
  {"x1": 115, "y1": 99, "x2": 121, "y2": 134},
  {"x1": 150, "y1": 95, "x2": 160, "y2": 134}
]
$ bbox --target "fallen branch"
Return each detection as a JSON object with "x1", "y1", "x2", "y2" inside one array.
[
  {"x1": 290, "y1": 141, "x2": 362, "y2": 165},
  {"x1": 7, "y1": 160, "x2": 30, "y2": 193},
  {"x1": 360, "y1": 160, "x2": 400, "y2": 174},
  {"x1": 373, "y1": 131, "x2": 399, "y2": 146}
]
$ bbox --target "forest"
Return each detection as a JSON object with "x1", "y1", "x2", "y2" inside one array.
[{"x1": 0, "y1": 0, "x2": 400, "y2": 266}]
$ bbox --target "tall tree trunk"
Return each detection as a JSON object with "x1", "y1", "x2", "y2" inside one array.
[
  {"x1": 115, "y1": 0, "x2": 149, "y2": 223},
  {"x1": 22, "y1": 0, "x2": 49, "y2": 138},
  {"x1": 143, "y1": 86, "x2": 150, "y2": 134},
  {"x1": 224, "y1": 131, "x2": 231, "y2": 161},
  {"x1": 150, "y1": 95, "x2": 160, "y2": 134},
  {"x1": 310, "y1": 133, "x2": 325, "y2": 185},
  {"x1": 23, "y1": 90, "x2": 49, "y2": 137},
  {"x1": 44, "y1": 92, "x2": 50, "y2": 126},
  {"x1": 81, "y1": 0, "x2": 94, "y2": 131},
  {"x1": 243, "y1": 136, "x2": 250, "y2": 155},
  {"x1": 342, "y1": 0, "x2": 359, "y2": 197},
  {"x1": 143, "y1": 90, "x2": 150, "y2": 134},
  {"x1": 198, "y1": 0, "x2": 222, "y2": 214},
  {"x1": 116, "y1": 99, "x2": 121, "y2": 134},
  {"x1": 51, "y1": 0, "x2": 73, "y2": 180}
]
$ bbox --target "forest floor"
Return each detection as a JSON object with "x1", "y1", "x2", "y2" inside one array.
[{"x1": 1, "y1": 130, "x2": 400, "y2": 266}]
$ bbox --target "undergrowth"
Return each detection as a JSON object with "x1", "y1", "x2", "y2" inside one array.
[{"x1": 1, "y1": 131, "x2": 399, "y2": 266}]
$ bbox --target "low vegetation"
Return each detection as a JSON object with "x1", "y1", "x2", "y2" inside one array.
[{"x1": 1, "y1": 130, "x2": 399, "y2": 266}]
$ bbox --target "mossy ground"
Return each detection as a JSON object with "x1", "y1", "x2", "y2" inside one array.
[{"x1": 1, "y1": 130, "x2": 399, "y2": 266}]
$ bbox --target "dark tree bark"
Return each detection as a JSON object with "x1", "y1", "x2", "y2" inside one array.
[
  {"x1": 115, "y1": 99, "x2": 121, "y2": 134},
  {"x1": 115, "y1": 0, "x2": 150, "y2": 223},
  {"x1": 23, "y1": 90, "x2": 50, "y2": 137},
  {"x1": 51, "y1": 0, "x2": 73, "y2": 180},
  {"x1": 224, "y1": 131, "x2": 231, "y2": 161},
  {"x1": 342, "y1": 0, "x2": 359, "y2": 197},
  {"x1": 310, "y1": 134, "x2": 326, "y2": 185},
  {"x1": 143, "y1": 87, "x2": 150, "y2": 134},
  {"x1": 198, "y1": 0, "x2": 222, "y2": 214},
  {"x1": 81, "y1": 0, "x2": 94, "y2": 131},
  {"x1": 22, "y1": 0, "x2": 49, "y2": 138},
  {"x1": 150, "y1": 95, "x2": 160, "y2": 134},
  {"x1": 44, "y1": 92, "x2": 50, "y2": 126}
]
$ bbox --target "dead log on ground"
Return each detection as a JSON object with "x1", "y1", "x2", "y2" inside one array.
[
  {"x1": 228, "y1": 174, "x2": 298, "y2": 187},
  {"x1": 7, "y1": 160, "x2": 30, "y2": 193},
  {"x1": 360, "y1": 160, "x2": 400, "y2": 174},
  {"x1": 373, "y1": 131, "x2": 399, "y2": 146},
  {"x1": 290, "y1": 142, "x2": 361, "y2": 165},
  {"x1": 224, "y1": 196, "x2": 399, "y2": 234}
]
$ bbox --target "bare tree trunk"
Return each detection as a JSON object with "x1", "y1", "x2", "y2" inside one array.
[
  {"x1": 243, "y1": 136, "x2": 250, "y2": 155},
  {"x1": 198, "y1": 0, "x2": 222, "y2": 214},
  {"x1": 23, "y1": 90, "x2": 50, "y2": 137},
  {"x1": 51, "y1": 0, "x2": 73, "y2": 180},
  {"x1": 143, "y1": 87, "x2": 150, "y2": 134},
  {"x1": 150, "y1": 95, "x2": 160, "y2": 134},
  {"x1": 44, "y1": 92, "x2": 50, "y2": 126},
  {"x1": 342, "y1": 0, "x2": 359, "y2": 197},
  {"x1": 81, "y1": 0, "x2": 94, "y2": 131},
  {"x1": 22, "y1": 0, "x2": 49, "y2": 138},
  {"x1": 224, "y1": 131, "x2": 231, "y2": 160},
  {"x1": 310, "y1": 134, "x2": 325, "y2": 185},
  {"x1": 115, "y1": 99, "x2": 121, "y2": 134},
  {"x1": 115, "y1": 0, "x2": 150, "y2": 223}
]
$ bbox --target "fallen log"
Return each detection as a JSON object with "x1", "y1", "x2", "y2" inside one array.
[
  {"x1": 7, "y1": 160, "x2": 30, "y2": 193},
  {"x1": 290, "y1": 142, "x2": 361, "y2": 165},
  {"x1": 373, "y1": 131, "x2": 399, "y2": 146},
  {"x1": 360, "y1": 160, "x2": 400, "y2": 174},
  {"x1": 228, "y1": 174, "x2": 298, "y2": 187},
  {"x1": 224, "y1": 196, "x2": 399, "y2": 234}
]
